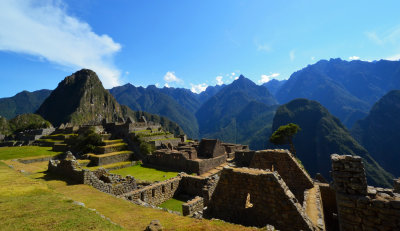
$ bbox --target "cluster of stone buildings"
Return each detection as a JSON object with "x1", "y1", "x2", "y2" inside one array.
[{"x1": 9, "y1": 118, "x2": 400, "y2": 231}]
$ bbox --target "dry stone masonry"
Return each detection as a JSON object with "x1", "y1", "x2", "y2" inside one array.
[{"x1": 331, "y1": 154, "x2": 400, "y2": 231}]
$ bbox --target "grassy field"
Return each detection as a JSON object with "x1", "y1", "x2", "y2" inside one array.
[
  {"x1": 0, "y1": 146, "x2": 61, "y2": 160},
  {"x1": 159, "y1": 198, "x2": 186, "y2": 213},
  {"x1": 0, "y1": 161, "x2": 122, "y2": 231},
  {"x1": 4, "y1": 160, "x2": 258, "y2": 231},
  {"x1": 110, "y1": 164, "x2": 179, "y2": 182}
]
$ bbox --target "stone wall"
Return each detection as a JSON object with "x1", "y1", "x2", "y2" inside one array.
[
  {"x1": 89, "y1": 151, "x2": 133, "y2": 166},
  {"x1": 198, "y1": 139, "x2": 225, "y2": 158},
  {"x1": 122, "y1": 177, "x2": 181, "y2": 206},
  {"x1": 317, "y1": 182, "x2": 339, "y2": 231},
  {"x1": 234, "y1": 151, "x2": 256, "y2": 167},
  {"x1": 249, "y1": 149, "x2": 314, "y2": 204},
  {"x1": 182, "y1": 196, "x2": 204, "y2": 216},
  {"x1": 331, "y1": 154, "x2": 400, "y2": 231},
  {"x1": 146, "y1": 151, "x2": 226, "y2": 175},
  {"x1": 205, "y1": 167, "x2": 315, "y2": 231},
  {"x1": 394, "y1": 178, "x2": 400, "y2": 193},
  {"x1": 48, "y1": 154, "x2": 137, "y2": 196}
]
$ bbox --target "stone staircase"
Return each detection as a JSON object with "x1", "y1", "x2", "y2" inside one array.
[{"x1": 87, "y1": 138, "x2": 134, "y2": 167}]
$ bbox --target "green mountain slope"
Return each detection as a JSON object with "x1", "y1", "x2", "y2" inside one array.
[
  {"x1": 0, "y1": 89, "x2": 51, "y2": 119},
  {"x1": 196, "y1": 75, "x2": 277, "y2": 138},
  {"x1": 272, "y1": 98, "x2": 393, "y2": 187},
  {"x1": 110, "y1": 84, "x2": 198, "y2": 138},
  {"x1": 352, "y1": 90, "x2": 400, "y2": 177},
  {"x1": 276, "y1": 58, "x2": 400, "y2": 128}
]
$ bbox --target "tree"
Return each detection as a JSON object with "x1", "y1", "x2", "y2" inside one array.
[{"x1": 269, "y1": 123, "x2": 301, "y2": 156}]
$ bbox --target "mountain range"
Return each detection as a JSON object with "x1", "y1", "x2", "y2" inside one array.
[
  {"x1": 271, "y1": 98, "x2": 393, "y2": 187},
  {"x1": 1, "y1": 59, "x2": 400, "y2": 185},
  {"x1": 276, "y1": 58, "x2": 400, "y2": 128}
]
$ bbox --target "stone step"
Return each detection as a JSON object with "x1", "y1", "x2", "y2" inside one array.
[
  {"x1": 101, "y1": 139, "x2": 124, "y2": 145},
  {"x1": 88, "y1": 151, "x2": 133, "y2": 166},
  {"x1": 94, "y1": 143, "x2": 128, "y2": 154},
  {"x1": 35, "y1": 139, "x2": 64, "y2": 147}
]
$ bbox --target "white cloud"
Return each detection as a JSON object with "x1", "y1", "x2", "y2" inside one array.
[
  {"x1": 234, "y1": 76, "x2": 239, "y2": 80},
  {"x1": 164, "y1": 83, "x2": 170, "y2": 88},
  {"x1": 0, "y1": 0, "x2": 122, "y2": 88},
  {"x1": 386, "y1": 54, "x2": 400, "y2": 61},
  {"x1": 216, "y1": 76, "x2": 223, "y2": 85},
  {"x1": 155, "y1": 83, "x2": 160, "y2": 87},
  {"x1": 349, "y1": 56, "x2": 360, "y2": 61},
  {"x1": 258, "y1": 73, "x2": 280, "y2": 84},
  {"x1": 163, "y1": 71, "x2": 182, "y2": 83},
  {"x1": 366, "y1": 27, "x2": 400, "y2": 46},
  {"x1": 257, "y1": 44, "x2": 271, "y2": 52},
  {"x1": 190, "y1": 83, "x2": 208, "y2": 93},
  {"x1": 289, "y1": 50, "x2": 295, "y2": 61},
  {"x1": 231, "y1": 72, "x2": 235, "y2": 76},
  {"x1": 311, "y1": 57, "x2": 315, "y2": 61}
]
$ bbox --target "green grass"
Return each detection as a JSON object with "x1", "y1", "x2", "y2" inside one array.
[
  {"x1": 0, "y1": 146, "x2": 61, "y2": 160},
  {"x1": 0, "y1": 161, "x2": 122, "y2": 231},
  {"x1": 86, "y1": 161, "x2": 133, "y2": 171},
  {"x1": 110, "y1": 164, "x2": 178, "y2": 182},
  {"x1": 159, "y1": 198, "x2": 186, "y2": 213}
]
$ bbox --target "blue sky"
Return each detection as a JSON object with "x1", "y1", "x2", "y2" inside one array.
[{"x1": 1, "y1": 0, "x2": 400, "y2": 97}]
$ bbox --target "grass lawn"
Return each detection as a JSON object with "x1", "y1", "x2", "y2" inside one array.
[
  {"x1": 159, "y1": 198, "x2": 186, "y2": 213},
  {"x1": 2, "y1": 160, "x2": 258, "y2": 231},
  {"x1": 110, "y1": 164, "x2": 179, "y2": 182},
  {"x1": 0, "y1": 146, "x2": 61, "y2": 160},
  {"x1": 0, "y1": 161, "x2": 122, "y2": 231}
]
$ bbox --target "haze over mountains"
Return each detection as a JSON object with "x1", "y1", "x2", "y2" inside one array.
[{"x1": 1, "y1": 58, "x2": 400, "y2": 184}]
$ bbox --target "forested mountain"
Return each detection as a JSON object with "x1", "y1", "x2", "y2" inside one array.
[
  {"x1": 271, "y1": 98, "x2": 393, "y2": 187},
  {"x1": 276, "y1": 58, "x2": 400, "y2": 128},
  {"x1": 0, "y1": 89, "x2": 51, "y2": 119},
  {"x1": 110, "y1": 84, "x2": 199, "y2": 138},
  {"x1": 352, "y1": 90, "x2": 400, "y2": 177},
  {"x1": 196, "y1": 75, "x2": 278, "y2": 140}
]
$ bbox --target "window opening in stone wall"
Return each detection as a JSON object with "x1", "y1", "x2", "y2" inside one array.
[
  {"x1": 141, "y1": 192, "x2": 145, "y2": 201},
  {"x1": 171, "y1": 183, "x2": 174, "y2": 190},
  {"x1": 245, "y1": 193, "x2": 253, "y2": 208},
  {"x1": 162, "y1": 185, "x2": 165, "y2": 193},
  {"x1": 152, "y1": 189, "x2": 155, "y2": 197}
]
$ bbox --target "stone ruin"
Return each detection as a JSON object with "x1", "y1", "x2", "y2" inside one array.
[
  {"x1": 0, "y1": 127, "x2": 55, "y2": 147},
  {"x1": 331, "y1": 154, "x2": 400, "y2": 231},
  {"x1": 145, "y1": 138, "x2": 249, "y2": 175}
]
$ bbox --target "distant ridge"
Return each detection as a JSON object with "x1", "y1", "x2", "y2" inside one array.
[
  {"x1": 0, "y1": 89, "x2": 51, "y2": 119},
  {"x1": 352, "y1": 90, "x2": 400, "y2": 177},
  {"x1": 276, "y1": 58, "x2": 400, "y2": 128},
  {"x1": 272, "y1": 98, "x2": 393, "y2": 187}
]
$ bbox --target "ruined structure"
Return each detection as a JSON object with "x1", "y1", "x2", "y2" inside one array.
[
  {"x1": 331, "y1": 154, "x2": 400, "y2": 231},
  {"x1": 146, "y1": 139, "x2": 248, "y2": 174}
]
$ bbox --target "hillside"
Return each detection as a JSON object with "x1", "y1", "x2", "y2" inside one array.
[
  {"x1": 35, "y1": 69, "x2": 183, "y2": 136},
  {"x1": 263, "y1": 79, "x2": 287, "y2": 96},
  {"x1": 196, "y1": 75, "x2": 278, "y2": 141},
  {"x1": 276, "y1": 58, "x2": 400, "y2": 128},
  {"x1": 352, "y1": 90, "x2": 400, "y2": 177},
  {"x1": 272, "y1": 98, "x2": 393, "y2": 187},
  {"x1": 0, "y1": 89, "x2": 51, "y2": 119},
  {"x1": 110, "y1": 84, "x2": 198, "y2": 138},
  {"x1": 37, "y1": 69, "x2": 126, "y2": 126}
]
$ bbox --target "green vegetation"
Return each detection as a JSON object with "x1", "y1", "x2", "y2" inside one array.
[
  {"x1": 0, "y1": 146, "x2": 60, "y2": 160},
  {"x1": 70, "y1": 127, "x2": 103, "y2": 154},
  {"x1": 270, "y1": 123, "x2": 301, "y2": 156},
  {"x1": 86, "y1": 161, "x2": 132, "y2": 171},
  {"x1": 110, "y1": 164, "x2": 178, "y2": 182},
  {"x1": 159, "y1": 198, "x2": 186, "y2": 213},
  {"x1": 0, "y1": 116, "x2": 10, "y2": 135},
  {"x1": 135, "y1": 131, "x2": 171, "y2": 138},
  {"x1": 9, "y1": 113, "x2": 52, "y2": 133},
  {"x1": 139, "y1": 142, "x2": 155, "y2": 155},
  {"x1": 0, "y1": 161, "x2": 122, "y2": 231}
]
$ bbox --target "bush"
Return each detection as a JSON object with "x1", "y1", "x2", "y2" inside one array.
[
  {"x1": 139, "y1": 142, "x2": 155, "y2": 155},
  {"x1": 70, "y1": 127, "x2": 103, "y2": 154},
  {"x1": 9, "y1": 114, "x2": 52, "y2": 133}
]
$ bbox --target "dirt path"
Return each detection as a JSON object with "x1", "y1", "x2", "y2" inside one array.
[{"x1": 305, "y1": 186, "x2": 322, "y2": 229}]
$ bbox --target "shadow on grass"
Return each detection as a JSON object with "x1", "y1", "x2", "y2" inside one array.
[{"x1": 35, "y1": 170, "x2": 81, "y2": 186}]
